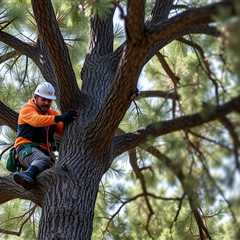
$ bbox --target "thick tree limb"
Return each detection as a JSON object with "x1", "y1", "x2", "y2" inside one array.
[
  {"x1": 31, "y1": 0, "x2": 82, "y2": 111},
  {"x1": 186, "y1": 25, "x2": 221, "y2": 37},
  {"x1": 113, "y1": 95, "x2": 240, "y2": 157},
  {"x1": 0, "y1": 101, "x2": 18, "y2": 130},
  {"x1": 0, "y1": 167, "x2": 59, "y2": 208},
  {"x1": 0, "y1": 30, "x2": 37, "y2": 60},
  {"x1": 0, "y1": 31, "x2": 59, "y2": 95},
  {"x1": 112, "y1": 3, "x2": 223, "y2": 87},
  {"x1": 89, "y1": 9, "x2": 115, "y2": 56},
  {"x1": 35, "y1": 39, "x2": 60, "y2": 101},
  {"x1": 151, "y1": 0, "x2": 174, "y2": 23},
  {"x1": 145, "y1": 1, "x2": 234, "y2": 48},
  {"x1": 141, "y1": 24, "x2": 220, "y2": 69},
  {"x1": 137, "y1": 90, "x2": 179, "y2": 100},
  {"x1": 0, "y1": 175, "x2": 43, "y2": 206},
  {"x1": 87, "y1": 43, "x2": 150, "y2": 149},
  {"x1": 126, "y1": 0, "x2": 145, "y2": 42}
]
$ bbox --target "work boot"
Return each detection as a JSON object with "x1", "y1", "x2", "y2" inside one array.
[{"x1": 13, "y1": 165, "x2": 40, "y2": 189}]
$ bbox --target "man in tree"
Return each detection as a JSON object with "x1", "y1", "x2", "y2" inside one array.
[
  {"x1": 13, "y1": 82, "x2": 77, "y2": 189},
  {"x1": 0, "y1": 0, "x2": 239, "y2": 239}
]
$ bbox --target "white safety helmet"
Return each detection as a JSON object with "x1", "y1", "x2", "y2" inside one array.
[{"x1": 34, "y1": 82, "x2": 56, "y2": 100}]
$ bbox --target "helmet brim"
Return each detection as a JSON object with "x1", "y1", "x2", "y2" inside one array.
[{"x1": 34, "y1": 93, "x2": 56, "y2": 100}]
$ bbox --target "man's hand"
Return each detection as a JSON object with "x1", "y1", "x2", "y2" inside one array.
[{"x1": 55, "y1": 111, "x2": 78, "y2": 124}]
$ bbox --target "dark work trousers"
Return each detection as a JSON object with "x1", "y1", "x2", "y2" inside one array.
[{"x1": 18, "y1": 147, "x2": 53, "y2": 172}]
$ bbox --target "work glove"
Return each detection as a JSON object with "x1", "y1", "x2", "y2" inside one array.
[{"x1": 55, "y1": 110, "x2": 78, "y2": 124}]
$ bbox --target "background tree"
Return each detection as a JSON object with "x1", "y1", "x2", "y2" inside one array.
[{"x1": 0, "y1": 0, "x2": 239, "y2": 239}]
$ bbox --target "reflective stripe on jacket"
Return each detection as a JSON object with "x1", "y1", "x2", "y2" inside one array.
[{"x1": 14, "y1": 99, "x2": 64, "y2": 150}]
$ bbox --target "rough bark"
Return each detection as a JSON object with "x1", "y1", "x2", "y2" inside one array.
[
  {"x1": 31, "y1": 0, "x2": 82, "y2": 111},
  {"x1": 38, "y1": 139, "x2": 111, "y2": 239},
  {"x1": 0, "y1": 1, "x2": 237, "y2": 239},
  {"x1": 0, "y1": 30, "x2": 37, "y2": 60},
  {"x1": 113, "y1": 95, "x2": 240, "y2": 157}
]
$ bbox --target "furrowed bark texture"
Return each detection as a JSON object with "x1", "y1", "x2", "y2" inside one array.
[
  {"x1": 38, "y1": 150, "x2": 109, "y2": 239},
  {"x1": 0, "y1": 1, "x2": 237, "y2": 240},
  {"x1": 33, "y1": 2, "x2": 116, "y2": 239},
  {"x1": 36, "y1": 40, "x2": 58, "y2": 90},
  {"x1": 31, "y1": 0, "x2": 81, "y2": 111}
]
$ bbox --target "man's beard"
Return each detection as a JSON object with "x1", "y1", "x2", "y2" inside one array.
[{"x1": 39, "y1": 105, "x2": 50, "y2": 113}]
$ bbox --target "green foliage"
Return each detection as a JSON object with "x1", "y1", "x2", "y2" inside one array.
[
  {"x1": 0, "y1": 0, "x2": 239, "y2": 239},
  {"x1": 0, "y1": 200, "x2": 39, "y2": 240}
]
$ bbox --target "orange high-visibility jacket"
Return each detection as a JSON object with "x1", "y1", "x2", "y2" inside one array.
[{"x1": 14, "y1": 99, "x2": 64, "y2": 151}]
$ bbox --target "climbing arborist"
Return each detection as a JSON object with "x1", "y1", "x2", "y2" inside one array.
[{"x1": 13, "y1": 82, "x2": 78, "y2": 189}]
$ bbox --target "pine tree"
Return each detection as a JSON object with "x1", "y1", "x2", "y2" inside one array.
[{"x1": 0, "y1": 0, "x2": 239, "y2": 239}]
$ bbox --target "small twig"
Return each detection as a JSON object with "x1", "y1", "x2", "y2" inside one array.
[
  {"x1": 129, "y1": 149, "x2": 154, "y2": 237},
  {"x1": 20, "y1": 56, "x2": 28, "y2": 87},
  {"x1": 220, "y1": 116, "x2": 240, "y2": 171},
  {"x1": 178, "y1": 37, "x2": 222, "y2": 105},
  {"x1": 189, "y1": 130, "x2": 233, "y2": 151},
  {"x1": 188, "y1": 137, "x2": 239, "y2": 225},
  {"x1": 0, "y1": 205, "x2": 37, "y2": 237},
  {"x1": 0, "y1": 18, "x2": 16, "y2": 31},
  {"x1": 0, "y1": 50, "x2": 18, "y2": 64},
  {"x1": 102, "y1": 192, "x2": 181, "y2": 237},
  {"x1": 170, "y1": 193, "x2": 186, "y2": 237}
]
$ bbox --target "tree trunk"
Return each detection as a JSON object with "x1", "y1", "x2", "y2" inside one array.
[{"x1": 38, "y1": 125, "x2": 111, "y2": 240}]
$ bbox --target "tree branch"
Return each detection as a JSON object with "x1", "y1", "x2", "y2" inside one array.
[
  {"x1": 136, "y1": 90, "x2": 179, "y2": 100},
  {"x1": 113, "y1": 95, "x2": 240, "y2": 157},
  {"x1": 142, "y1": 146, "x2": 211, "y2": 239},
  {"x1": 31, "y1": 0, "x2": 82, "y2": 111},
  {"x1": 189, "y1": 130, "x2": 233, "y2": 151},
  {"x1": 89, "y1": 9, "x2": 115, "y2": 56},
  {"x1": 0, "y1": 166, "x2": 60, "y2": 208},
  {"x1": 0, "y1": 101, "x2": 18, "y2": 130},
  {"x1": 141, "y1": 24, "x2": 220, "y2": 70},
  {"x1": 0, "y1": 205, "x2": 36, "y2": 236},
  {"x1": 178, "y1": 37, "x2": 220, "y2": 104},
  {"x1": 129, "y1": 149, "x2": 154, "y2": 236},
  {"x1": 0, "y1": 175, "x2": 43, "y2": 206},
  {"x1": 103, "y1": 192, "x2": 181, "y2": 236},
  {"x1": 145, "y1": 1, "x2": 234, "y2": 48},
  {"x1": 150, "y1": 0, "x2": 174, "y2": 23},
  {"x1": 156, "y1": 52, "x2": 180, "y2": 85},
  {"x1": 170, "y1": 193, "x2": 186, "y2": 233},
  {"x1": 0, "y1": 32, "x2": 59, "y2": 95},
  {"x1": 220, "y1": 116, "x2": 240, "y2": 170},
  {"x1": 0, "y1": 50, "x2": 18, "y2": 64},
  {"x1": 126, "y1": 0, "x2": 145, "y2": 42},
  {"x1": 0, "y1": 30, "x2": 37, "y2": 60},
  {"x1": 198, "y1": 152, "x2": 239, "y2": 224}
]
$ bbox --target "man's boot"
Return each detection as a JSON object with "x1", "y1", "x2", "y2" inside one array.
[{"x1": 13, "y1": 165, "x2": 40, "y2": 189}]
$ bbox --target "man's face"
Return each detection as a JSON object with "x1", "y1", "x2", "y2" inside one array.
[{"x1": 34, "y1": 96, "x2": 52, "y2": 113}]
